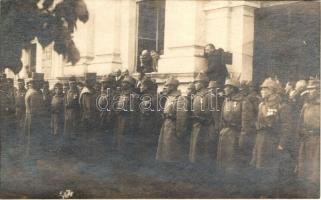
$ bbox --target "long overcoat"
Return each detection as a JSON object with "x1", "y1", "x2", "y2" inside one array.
[
  {"x1": 189, "y1": 88, "x2": 216, "y2": 164},
  {"x1": 64, "y1": 89, "x2": 80, "y2": 135},
  {"x1": 156, "y1": 90, "x2": 188, "y2": 162},
  {"x1": 298, "y1": 101, "x2": 320, "y2": 184}
]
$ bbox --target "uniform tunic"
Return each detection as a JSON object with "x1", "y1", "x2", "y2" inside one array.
[
  {"x1": 298, "y1": 102, "x2": 320, "y2": 185},
  {"x1": 217, "y1": 93, "x2": 243, "y2": 171}
]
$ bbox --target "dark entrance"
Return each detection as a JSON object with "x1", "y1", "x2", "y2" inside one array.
[{"x1": 253, "y1": 2, "x2": 320, "y2": 85}]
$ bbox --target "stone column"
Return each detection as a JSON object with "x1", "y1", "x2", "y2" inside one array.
[{"x1": 157, "y1": 0, "x2": 207, "y2": 83}]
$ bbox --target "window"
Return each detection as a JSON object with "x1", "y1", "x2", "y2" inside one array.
[{"x1": 136, "y1": 0, "x2": 165, "y2": 71}]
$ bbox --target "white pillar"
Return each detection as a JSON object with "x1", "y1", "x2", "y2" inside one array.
[{"x1": 158, "y1": 0, "x2": 206, "y2": 76}]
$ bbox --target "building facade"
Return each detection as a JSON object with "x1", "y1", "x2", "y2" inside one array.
[{"x1": 11, "y1": 0, "x2": 319, "y2": 89}]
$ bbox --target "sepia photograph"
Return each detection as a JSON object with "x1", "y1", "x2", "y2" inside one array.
[{"x1": 0, "y1": 0, "x2": 319, "y2": 198}]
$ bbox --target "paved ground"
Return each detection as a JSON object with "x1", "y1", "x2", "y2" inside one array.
[{"x1": 0, "y1": 131, "x2": 306, "y2": 198}]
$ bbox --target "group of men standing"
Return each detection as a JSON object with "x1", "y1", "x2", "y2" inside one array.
[{"x1": 0, "y1": 68, "x2": 319, "y2": 198}]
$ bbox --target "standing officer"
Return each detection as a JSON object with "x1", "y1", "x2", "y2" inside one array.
[
  {"x1": 217, "y1": 78, "x2": 243, "y2": 173},
  {"x1": 15, "y1": 79, "x2": 27, "y2": 132},
  {"x1": 137, "y1": 77, "x2": 158, "y2": 161},
  {"x1": 251, "y1": 77, "x2": 293, "y2": 198},
  {"x1": 24, "y1": 73, "x2": 46, "y2": 176},
  {"x1": 79, "y1": 73, "x2": 99, "y2": 159},
  {"x1": 64, "y1": 76, "x2": 80, "y2": 135},
  {"x1": 189, "y1": 73, "x2": 214, "y2": 168},
  {"x1": 297, "y1": 78, "x2": 320, "y2": 198},
  {"x1": 113, "y1": 75, "x2": 139, "y2": 154},
  {"x1": 50, "y1": 82, "x2": 65, "y2": 154},
  {"x1": 156, "y1": 77, "x2": 188, "y2": 163}
]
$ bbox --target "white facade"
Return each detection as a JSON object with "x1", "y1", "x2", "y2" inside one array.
[{"x1": 14, "y1": 0, "x2": 298, "y2": 87}]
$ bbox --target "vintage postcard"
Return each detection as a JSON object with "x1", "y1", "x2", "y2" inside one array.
[{"x1": 0, "y1": 0, "x2": 319, "y2": 198}]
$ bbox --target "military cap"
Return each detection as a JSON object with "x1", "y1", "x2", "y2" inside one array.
[
  {"x1": 122, "y1": 76, "x2": 136, "y2": 86},
  {"x1": 31, "y1": 72, "x2": 44, "y2": 81},
  {"x1": 84, "y1": 73, "x2": 97, "y2": 81},
  {"x1": 165, "y1": 77, "x2": 179, "y2": 87},
  {"x1": 17, "y1": 79, "x2": 24, "y2": 83},
  {"x1": 69, "y1": 76, "x2": 77, "y2": 83},
  {"x1": 307, "y1": 78, "x2": 320, "y2": 90},
  {"x1": 225, "y1": 78, "x2": 240, "y2": 88},
  {"x1": 194, "y1": 73, "x2": 209, "y2": 83},
  {"x1": 260, "y1": 77, "x2": 281, "y2": 90},
  {"x1": 54, "y1": 82, "x2": 63, "y2": 88},
  {"x1": 26, "y1": 78, "x2": 33, "y2": 84},
  {"x1": 207, "y1": 80, "x2": 218, "y2": 89}
]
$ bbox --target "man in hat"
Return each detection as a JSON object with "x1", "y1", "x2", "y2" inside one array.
[
  {"x1": 24, "y1": 72, "x2": 47, "y2": 173},
  {"x1": 217, "y1": 78, "x2": 244, "y2": 173},
  {"x1": 113, "y1": 75, "x2": 139, "y2": 154},
  {"x1": 189, "y1": 73, "x2": 216, "y2": 168},
  {"x1": 15, "y1": 79, "x2": 27, "y2": 132},
  {"x1": 251, "y1": 77, "x2": 294, "y2": 197},
  {"x1": 42, "y1": 80, "x2": 52, "y2": 130},
  {"x1": 64, "y1": 76, "x2": 80, "y2": 136},
  {"x1": 156, "y1": 77, "x2": 188, "y2": 163},
  {"x1": 297, "y1": 78, "x2": 320, "y2": 198}
]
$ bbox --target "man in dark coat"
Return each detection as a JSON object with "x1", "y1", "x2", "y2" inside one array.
[
  {"x1": 113, "y1": 75, "x2": 139, "y2": 154},
  {"x1": 98, "y1": 75, "x2": 116, "y2": 133},
  {"x1": 297, "y1": 78, "x2": 320, "y2": 198},
  {"x1": 204, "y1": 44, "x2": 228, "y2": 87},
  {"x1": 51, "y1": 82, "x2": 65, "y2": 154},
  {"x1": 189, "y1": 73, "x2": 215, "y2": 167},
  {"x1": 250, "y1": 77, "x2": 294, "y2": 198},
  {"x1": 15, "y1": 79, "x2": 27, "y2": 132},
  {"x1": 136, "y1": 77, "x2": 158, "y2": 161},
  {"x1": 79, "y1": 73, "x2": 99, "y2": 131},
  {"x1": 64, "y1": 76, "x2": 80, "y2": 135}
]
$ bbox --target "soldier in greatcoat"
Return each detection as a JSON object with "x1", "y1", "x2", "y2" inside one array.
[
  {"x1": 250, "y1": 77, "x2": 294, "y2": 197},
  {"x1": 98, "y1": 75, "x2": 116, "y2": 133},
  {"x1": 156, "y1": 77, "x2": 188, "y2": 163},
  {"x1": 189, "y1": 73, "x2": 215, "y2": 167},
  {"x1": 217, "y1": 78, "x2": 243, "y2": 173},
  {"x1": 79, "y1": 73, "x2": 99, "y2": 132},
  {"x1": 24, "y1": 73, "x2": 47, "y2": 172},
  {"x1": 64, "y1": 76, "x2": 80, "y2": 135},
  {"x1": 136, "y1": 77, "x2": 158, "y2": 161},
  {"x1": 50, "y1": 82, "x2": 65, "y2": 154},
  {"x1": 297, "y1": 78, "x2": 320, "y2": 198},
  {"x1": 15, "y1": 79, "x2": 27, "y2": 132},
  {"x1": 113, "y1": 75, "x2": 139, "y2": 154}
]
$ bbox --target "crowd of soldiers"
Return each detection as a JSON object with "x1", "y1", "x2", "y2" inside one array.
[{"x1": 0, "y1": 69, "x2": 319, "y2": 198}]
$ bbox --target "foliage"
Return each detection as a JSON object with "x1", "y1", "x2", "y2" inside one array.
[{"x1": 0, "y1": 0, "x2": 89, "y2": 74}]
